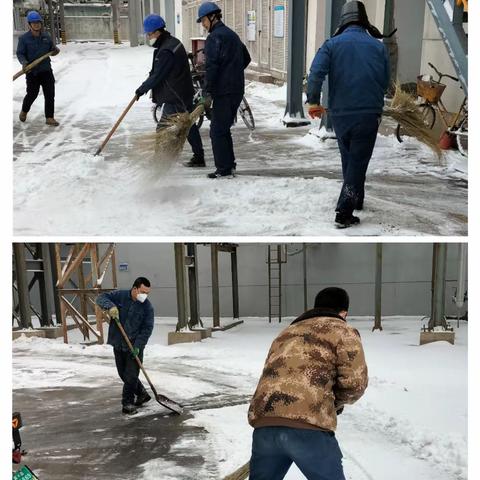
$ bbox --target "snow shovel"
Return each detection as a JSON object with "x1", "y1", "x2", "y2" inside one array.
[
  {"x1": 112, "y1": 316, "x2": 184, "y2": 415},
  {"x1": 94, "y1": 95, "x2": 138, "y2": 156},
  {"x1": 13, "y1": 52, "x2": 54, "y2": 81}
]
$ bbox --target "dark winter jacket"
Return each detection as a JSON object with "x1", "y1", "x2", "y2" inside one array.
[
  {"x1": 16, "y1": 30, "x2": 58, "y2": 74},
  {"x1": 248, "y1": 308, "x2": 368, "y2": 432},
  {"x1": 204, "y1": 21, "x2": 251, "y2": 97},
  {"x1": 307, "y1": 25, "x2": 390, "y2": 116},
  {"x1": 137, "y1": 32, "x2": 194, "y2": 107},
  {"x1": 96, "y1": 290, "x2": 154, "y2": 351}
]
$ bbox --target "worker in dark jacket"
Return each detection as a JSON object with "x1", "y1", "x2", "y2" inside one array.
[
  {"x1": 197, "y1": 2, "x2": 251, "y2": 178},
  {"x1": 136, "y1": 14, "x2": 205, "y2": 167},
  {"x1": 96, "y1": 277, "x2": 154, "y2": 415},
  {"x1": 307, "y1": 1, "x2": 390, "y2": 229},
  {"x1": 17, "y1": 11, "x2": 60, "y2": 126}
]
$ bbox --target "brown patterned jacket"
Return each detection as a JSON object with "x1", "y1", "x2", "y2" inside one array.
[{"x1": 248, "y1": 309, "x2": 368, "y2": 432}]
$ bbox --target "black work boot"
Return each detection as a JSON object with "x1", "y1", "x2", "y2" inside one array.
[
  {"x1": 207, "y1": 171, "x2": 235, "y2": 179},
  {"x1": 134, "y1": 391, "x2": 152, "y2": 407},
  {"x1": 335, "y1": 212, "x2": 360, "y2": 229},
  {"x1": 183, "y1": 154, "x2": 206, "y2": 167},
  {"x1": 122, "y1": 404, "x2": 138, "y2": 415}
]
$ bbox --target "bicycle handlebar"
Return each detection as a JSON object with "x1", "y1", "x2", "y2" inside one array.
[{"x1": 428, "y1": 62, "x2": 459, "y2": 83}]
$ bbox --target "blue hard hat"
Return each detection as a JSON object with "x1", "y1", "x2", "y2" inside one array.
[
  {"x1": 27, "y1": 11, "x2": 43, "y2": 23},
  {"x1": 143, "y1": 14, "x2": 166, "y2": 34},
  {"x1": 197, "y1": 2, "x2": 221, "y2": 23}
]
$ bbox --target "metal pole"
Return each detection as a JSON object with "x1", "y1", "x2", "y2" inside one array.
[
  {"x1": 268, "y1": 246, "x2": 272, "y2": 323},
  {"x1": 383, "y1": 0, "x2": 397, "y2": 94},
  {"x1": 58, "y1": 0, "x2": 66, "y2": 44},
  {"x1": 48, "y1": 243, "x2": 62, "y2": 325},
  {"x1": 303, "y1": 244, "x2": 307, "y2": 311},
  {"x1": 129, "y1": 0, "x2": 139, "y2": 47},
  {"x1": 320, "y1": 0, "x2": 346, "y2": 131},
  {"x1": 284, "y1": 0, "x2": 310, "y2": 127},
  {"x1": 278, "y1": 245, "x2": 282, "y2": 323},
  {"x1": 47, "y1": 0, "x2": 56, "y2": 44},
  {"x1": 373, "y1": 244, "x2": 383, "y2": 331},
  {"x1": 40, "y1": 243, "x2": 56, "y2": 326},
  {"x1": 429, "y1": 244, "x2": 448, "y2": 330},
  {"x1": 174, "y1": 243, "x2": 188, "y2": 330},
  {"x1": 231, "y1": 247, "x2": 239, "y2": 320},
  {"x1": 34, "y1": 244, "x2": 52, "y2": 327},
  {"x1": 112, "y1": 0, "x2": 121, "y2": 44},
  {"x1": 211, "y1": 244, "x2": 220, "y2": 328},
  {"x1": 13, "y1": 244, "x2": 32, "y2": 329},
  {"x1": 187, "y1": 243, "x2": 201, "y2": 328}
]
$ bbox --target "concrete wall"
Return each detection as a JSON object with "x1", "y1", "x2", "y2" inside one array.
[
  {"x1": 420, "y1": 4, "x2": 465, "y2": 112},
  {"x1": 95, "y1": 243, "x2": 468, "y2": 319}
]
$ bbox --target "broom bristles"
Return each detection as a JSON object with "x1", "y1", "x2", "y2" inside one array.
[
  {"x1": 223, "y1": 461, "x2": 250, "y2": 480},
  {"x1": 384, "y1": 85, "x2": 442, "y2": 157}
]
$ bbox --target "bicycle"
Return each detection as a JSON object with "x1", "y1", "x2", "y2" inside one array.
[
  {"x1": 396, "y1": 62, "x2": 468, "y2": 156},
  {"x1": 153, "y1": 48, "x2": 256, "y2": 132}
]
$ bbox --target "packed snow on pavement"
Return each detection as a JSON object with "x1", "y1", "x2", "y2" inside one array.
[
  {"x1": 12, "y1": 316, "x2": 467, "y2": 479},
  {"x1": 13, "y1": 42, "x2": 467, "y2": 236}
]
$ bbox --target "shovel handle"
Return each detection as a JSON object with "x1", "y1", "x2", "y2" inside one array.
[
  {"x1": 94, "y1": 96, "x2": 138, "y2": 156},
  {"x1": 13, "y1": 52, "x2": 54, "y2": 81},
  {"x1": 112, "y1": 317, "x2": 159, "y2": 397}
]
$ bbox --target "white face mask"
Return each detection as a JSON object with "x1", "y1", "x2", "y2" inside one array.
[
  {"x1": 148, "y1": 37, "x2": 157, "y2": 47},
  {"x1": 136, "y1": 293, "x2": 148, "y2": 303}
]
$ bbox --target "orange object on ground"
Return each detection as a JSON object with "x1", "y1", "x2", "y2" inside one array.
[
  {"x1": 308, "y1": 105, "x2": 326, "y2": 119},
  {"x1": 439, "y1": 131, "x2": 456, "y2": 150}
]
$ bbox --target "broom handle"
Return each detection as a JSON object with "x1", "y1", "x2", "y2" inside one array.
[
  {"x1": 113, "y1": 317, "x2": 160, "y2": 398},
  {"x1": 13, "y1": 52, "x2": 54, "y2": 81},
  {"x1": 94, "y1": 96, "x2": 137, "y2": 156}
]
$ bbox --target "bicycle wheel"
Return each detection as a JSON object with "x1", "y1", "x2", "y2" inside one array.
[
  {"x1": 396, "y1": 103, "x2": 435, "y2": 143},
  {"x1": 238, "y1": 97, "x2": 255, "y2": 131},
  {"x1": 455, "y1": 117, "x2": 468, "y2": 157}
]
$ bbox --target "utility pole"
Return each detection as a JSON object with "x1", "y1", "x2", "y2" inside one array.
[
  {"x1": 429, "y1": 244, "x2": 448, "y2": 330},
  {"x1": 320, "y1": 0, "x2": 346, "y2": 131},
  {"x1": 47, "y1": 0, "x2": 57, "y2": 44},
  {"x1": 58, "y1": 0, "x2": 66, "y2": 44},
  {"x1": 112, "y1": 0, "x2": 121, "y2": 44},
  {"x1": 129, "y1": 0, "x2": 139, "y2": 47},
  {"x1": 284, "y1": 0, "x2": 310, "y2": 127},
  {"x1": 372, "y1": 244, "x2": 383, "y2": 331}
]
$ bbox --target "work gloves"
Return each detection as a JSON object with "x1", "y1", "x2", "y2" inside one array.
[
  {"x1": 135, "y1": 88, "x2": 145, "y2": 100},
  {"x1": 199, "y1": 95, "x2": 213, "y2": 110},
  {"x1": 51, "y1": 47, "x2": 60, "y2": 56},
  {"x1": 109, "y1": 306, "x2": 120, "y2": 321},
  {"x1": 131, "y1": 347, "x2": 140, "y2": 358},
  {"x1": 308, "y1": 104, "x2": 326, "y2": 119}
]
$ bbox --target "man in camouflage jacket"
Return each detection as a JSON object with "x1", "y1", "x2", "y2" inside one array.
[{"x1": 248, "y1": 287, "x2": 368, "y2": 480}]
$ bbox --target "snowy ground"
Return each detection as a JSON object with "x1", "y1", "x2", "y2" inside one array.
[
  {"x1": 12, "y1": 316, "x2": 467, "y2": 479},
  {"x1": 13, "y1": 42, "x2": 467, "y2": 236}
]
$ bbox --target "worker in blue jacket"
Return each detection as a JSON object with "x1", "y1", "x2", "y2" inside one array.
[
  {"x1": 16, "y1": 11, "x2": 60, "y2": 126},
  {"x1": 197, "y1": 2, "x2": 251, "y2": 178},
  {"x1": 136, "y1": 14, "x2": 205, "y2": 167},
  {"x1": 96, "y1": 277, "x2": 154, "y2": 415},
  {"x1": 307, "y1": 1, "x2": 391, "y2": 228}
]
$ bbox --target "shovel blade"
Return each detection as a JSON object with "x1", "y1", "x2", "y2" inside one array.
[{"x1": 155, "y1": 394, "x2": 184, "y2": 415}]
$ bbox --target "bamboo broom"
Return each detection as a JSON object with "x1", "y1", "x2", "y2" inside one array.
[
  {"x1": 223, "y1": 461, "x2": 250, "y2": 480},
  {"x1": 382, "y1": 85, "x2": 442, "y2": 157}
]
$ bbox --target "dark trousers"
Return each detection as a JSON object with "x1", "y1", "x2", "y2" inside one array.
[
  {"x1": 332, "y1": 113, "x2": 380, "y2": 216},
  {"x1": 22, "y1": 70, "x2": 55, "y2": 118},
  {"x1": 210, "y1": 94, "x2": 243, "y2": 174},
  {"x1": 113, "y1": 347, "x2": 147, "y2": 406},
  {"x1": 249, "y1": 427, "x2": 345, "y2": 480},
  {"x1": 156, "y1": 102, "x2": 204, "y2": 157}
]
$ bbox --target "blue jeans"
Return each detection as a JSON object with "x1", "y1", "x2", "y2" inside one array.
[
  {"x1": 249, "y1": 427, "x2": 346, "y2": 480},
  {"x1": 210, "y1": 93, "x2": 243, "y2": 174},
  {"x1": 156, "y1": 102, "x2": 204, "y2": 157},
  {"x1": 332, "y1": 113, "x2": 380, "y2": 216},
  {"x1": 113, "y1": 347, "x2": 147, "y2": 406}
]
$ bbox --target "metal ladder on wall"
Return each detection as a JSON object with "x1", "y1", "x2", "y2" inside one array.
[{"x1": 267, "y1": 245, "x2": 287, "y2": 323}]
